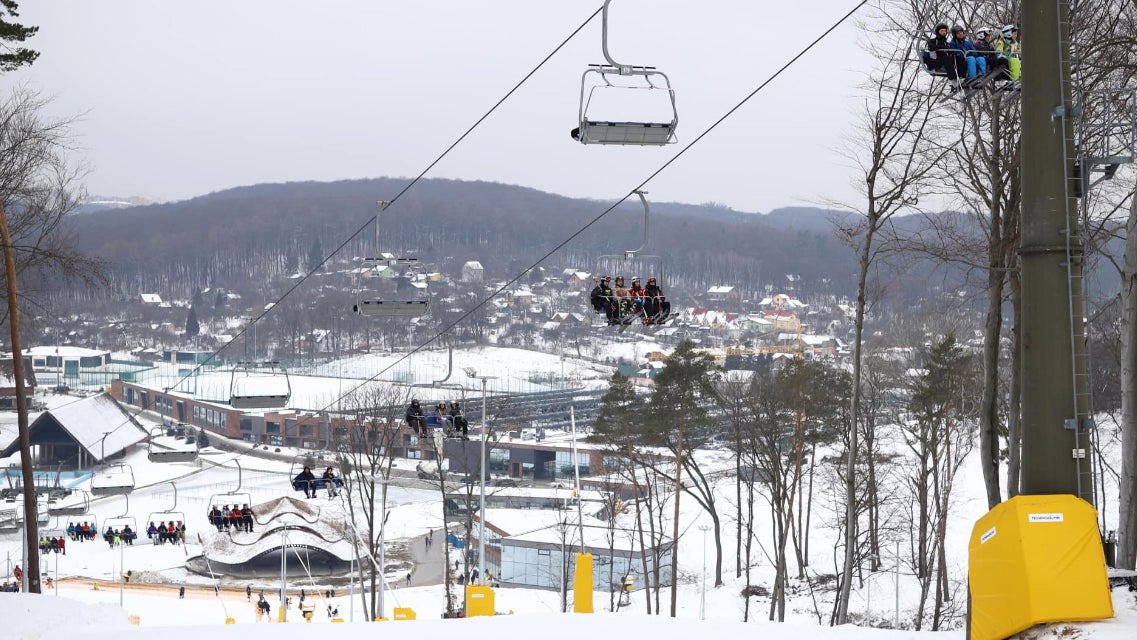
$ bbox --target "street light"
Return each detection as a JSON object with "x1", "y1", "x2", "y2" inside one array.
[
  {"x1": 119, "y1": 531, "x2": 125, "y2": 607},
  {"x1": 370, "y1": 474, "x2": 390, "y2": 620},
  {"x1": 463, "y1": 367, "x2": 498, "y2": 586},
  {"x1": 698, "y1": 524, "x2": 711, "y2": 620},
  {"x1": 279, "y1": 530, "x2": 288, "y2": 622}
]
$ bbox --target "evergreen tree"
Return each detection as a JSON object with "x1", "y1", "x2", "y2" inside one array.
[
  {"x1": 184, "y1": 307, "x2": 200, "y2": 338},
  {"x1": 645, "y1": 340, "x2": 721, "y2": 446},
  {"x1": 643, "y1": 340, "x2": 722, "y2": 613},
  {"x1": 192, "y1": 289, "x2": 204, "y2": 308},
  {"x1": 0, "y1": 2, "x2": 38, "y2": 72},
  {"x1": 307, "y1": 237, "x2": 323, "y2": 273},
  {"x1": 590, "y1": 371, "x2": 639, "y2": 444}
]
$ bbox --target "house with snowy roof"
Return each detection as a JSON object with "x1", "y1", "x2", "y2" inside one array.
[{"x1": 0, "y1": 392, "x2": 147, "y2": 467}]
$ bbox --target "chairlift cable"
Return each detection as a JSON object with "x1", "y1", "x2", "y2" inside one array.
[
  {"x1": 38, "y1": 5, "x2": 605, "y2": 449},
  {"x1": 75, "y1": 1, "x2": 868, "y2": 447},
  {"x1": 305, "y1": 0, "x2": 871, "y2": 417},
  {"x1": 168, "y1": 4, "x2": 604, "y2": 384}
]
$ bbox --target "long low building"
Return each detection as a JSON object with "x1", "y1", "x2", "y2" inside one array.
[{"x1": 464, "y1": 506, "x2": 673, "y2": 593}]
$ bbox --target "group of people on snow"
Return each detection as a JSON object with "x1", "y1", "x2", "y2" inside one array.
[
  {"x1": 208, "y1": 504, "x2": 256, "y2": 531},
  {"x1": 924, "y1": 23, "x2": 1021, "y2": 88},
  {"x1": 65, "y1": 521, "x2": 98, "y2": 541},
  {"x1": 292, "y1": 466, "x2": 340, "y2": 499},
  {"x1": 146, "y1": 520, "x2": 187, "y2": 544},
  {"x1": 589, "y1": 275, "x2": 672, "y2": 325},
  {"x1": 405, "y1": 399, "x2": 470, "y2": 439}
]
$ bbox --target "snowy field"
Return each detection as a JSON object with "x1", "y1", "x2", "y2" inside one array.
[{"x1": 3, "y1": 345, "x2": 1137, "y2": 639}]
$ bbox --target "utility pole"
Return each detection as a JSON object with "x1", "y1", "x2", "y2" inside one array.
[
  {"x1": 465, "y1": 368, "x2": 497, "y2": 586},
  {"x1": 1018, "y1": 0, "x2": 1089, "y2": 499},
  {"x1": 1, "y1": 202, "x2": 40, "y2": 593}
]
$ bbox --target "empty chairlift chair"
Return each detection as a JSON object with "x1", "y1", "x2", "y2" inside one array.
[
  {"x1": 47, "y1": 489, "x2": 91, "y2": 517},
  {"x1": 229, "y1": 362, "x2": 291, "y2": 410},
  {"x1": 353, "y1": 201, "x2": 431, "y2": 318},
  {"x1": 147, "y1": 426, "x2": 200, "y2": 463},
  {"x1": 90, "y1": 463, "x2": 135, "y2": 497},
  {"x1": 573, "y1": 1, "x2": 678, "y2": 146}
]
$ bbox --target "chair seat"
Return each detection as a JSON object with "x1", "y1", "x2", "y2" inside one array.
[{"x1": 579, "y1": 120, "x2": 675, "y2": 145}]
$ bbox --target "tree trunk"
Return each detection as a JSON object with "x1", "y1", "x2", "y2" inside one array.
[
  {"x1": 669, "y1": 415, "x2": 683, "y2": 617},
  {"x1": 1118, "y1": 191, "x2": 1137, "y2": 569},
  {"x1": 1007, "y1": 269, "x2": 1023, "y2": 498},
  {"x1": 836, "y1": 227, "x2": 874, "y2": 624},
  {"x1": 979, "y1": 201, "x2": 1007, "y2": 509}
]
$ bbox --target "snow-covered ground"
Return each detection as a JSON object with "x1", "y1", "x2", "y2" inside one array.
[{"x1": 2, "y1": 345, "x2": 1137, "y2": 639}]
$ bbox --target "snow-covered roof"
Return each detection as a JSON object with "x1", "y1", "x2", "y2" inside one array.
[
  {"x1": 463, "y1": 261, "x2": 484, "y2": 270},
  {"x1": 39, "y1": 393, "x2": 147, "y2": 460},
  {"x1": 707, "y1": 285, "x2": 735, "y2": 294},
  {"x1": 20, "y1": 345, "x2": 110, "y2": 358},
  {"x1": 140, "y1": 293, "x2": 163, "y2": 304}
]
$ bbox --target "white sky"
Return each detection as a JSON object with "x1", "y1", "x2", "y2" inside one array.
[{"x1": 5, "y1": 1, "x2": 874, "y2": 213}]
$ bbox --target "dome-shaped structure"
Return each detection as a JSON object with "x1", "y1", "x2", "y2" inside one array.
[{"x1": 187, "y1": 496, "x2": 356, "y2": 579}]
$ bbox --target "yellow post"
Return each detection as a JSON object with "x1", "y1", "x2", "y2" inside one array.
[
  {"x1": 278, "y1": 607, "x2": 286, "y2": 623},
  {"x1": 573, "y1": 553, "x2": 594, "y2": 613}
]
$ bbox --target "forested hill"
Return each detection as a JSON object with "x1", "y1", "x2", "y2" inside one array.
[{"x1": 66, "y1": 178, "x2": 939, "y2": 302}]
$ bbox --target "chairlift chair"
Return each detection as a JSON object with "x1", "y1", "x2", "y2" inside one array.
[
  {"x1": 48, "y1": 489, "x2": 91, "y2": 516},
  {"x1": 207, "y1": 460, "x2": 252, "y2": 518},
  {"x1": 90, "y1": 463, "x2": 135, "y2": 497},
  {"x1": 589, "y1": 191, "x2": 672, "y2": 327},
  {"x1": 40, "y1": 516, "x2": 68, "y2": 540},
  {"x1": 354, "y1": 201, "x2": 432, "y2": 318},
  {"x1": 0, "y1": 509, "x2": 18, "y2": 533},
  {"x1": 230, "y1": 361, "x2": 291, "y2": 410},
  {"x1": 147, "y1": 426, "x2": 200, "y2": 463},
  {"x1": 916, "y1": 34, "x2": 1017, "y2": 100},
  {"x1": 15, "y1": 503, "x2": 50, "y2": 526},
  {"x1": 573, "y1": 1, "x2": 678, "y2": 146},
  {"x1": 289, "y1": 457, "x2": 344, "y2": 493},
  {"x1": 147, "y1": 483, "x2": 186, "y2": 544}
]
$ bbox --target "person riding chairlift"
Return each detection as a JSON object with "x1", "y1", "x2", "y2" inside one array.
[{"x1": 405, "y1": 399, "x2": 427, "y2": 436}]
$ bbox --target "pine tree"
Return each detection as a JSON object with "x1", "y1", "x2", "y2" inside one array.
[
  {"x1": 184, "y1": 307, "x2": 200, "y2": 338},
  {"x1": 0, "y1": 2, "x2": 38, "y2": 72},
  {"x1": 590, "y1": 372, "x2": 639, "y2": 444}
]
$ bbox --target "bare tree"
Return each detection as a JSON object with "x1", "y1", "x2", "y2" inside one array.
[
  {"x1": 831, "y1": 7, "x2": 944, "y2": 621},
  {"x1": 334, "y1": 383, "x2": 409, "y2": 620}
]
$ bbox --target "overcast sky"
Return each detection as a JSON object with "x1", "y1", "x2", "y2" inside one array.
[{"x1": 7, "y1": 1, "x2": 875, "y2": 213}]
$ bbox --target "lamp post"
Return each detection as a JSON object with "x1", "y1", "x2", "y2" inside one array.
[
  {"x1": 463, "y1": 368, "x2": 497, "y2": 585},
  {"x1": 278, "y1": 530, "x2": 288, "y2": 622},
  {"x1": 119, "y1": 532, "x2": 125, "y2": 607},
  {"x1": 698, "y1": 524, "x2": 710, "y2": 620},
  {"x1": 371, "y1": 474, "x2": 389, "y2": 620}
]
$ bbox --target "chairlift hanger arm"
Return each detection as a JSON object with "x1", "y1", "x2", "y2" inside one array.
[{"x1": 623, "y1": 190, "x2": 650, "y2": 258}]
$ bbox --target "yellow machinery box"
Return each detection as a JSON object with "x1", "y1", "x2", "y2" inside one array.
[
  {"x1": 465, "y1": 584, "x2": 495, "y2": 617},
  {"x1": 969, "y1": 494, "x2": 1112, "y2": 640}
]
